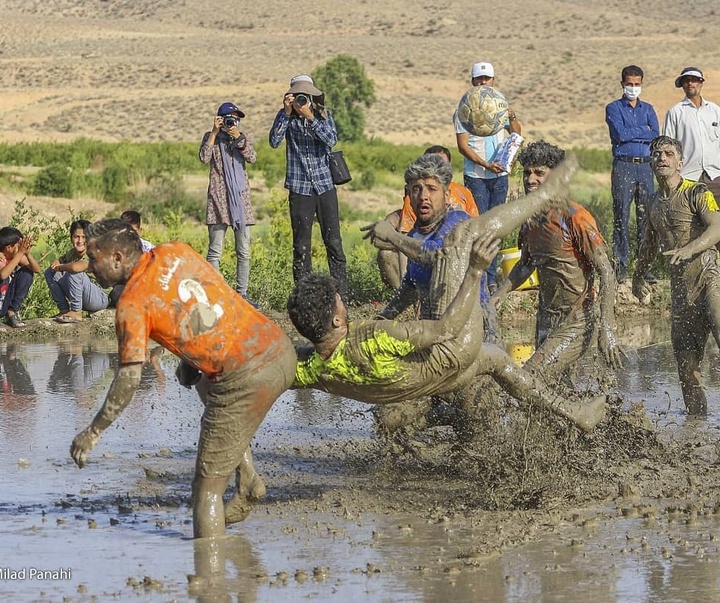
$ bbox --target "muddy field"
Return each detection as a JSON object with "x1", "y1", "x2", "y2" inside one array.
[{"x1": 2, "y1": 286, "x2": 720, "y2": 601}]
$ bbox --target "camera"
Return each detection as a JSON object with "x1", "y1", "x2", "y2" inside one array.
[
  {"x1": 223, "y1": 115, "x2": 239, "y2": 129},
  {"x1": 294, "y1": 93, "x2": 309, "y2": 107}
]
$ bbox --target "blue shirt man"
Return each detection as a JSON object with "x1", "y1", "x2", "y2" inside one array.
[{"x1": 605, "y1": 64, "x2": 660, "y2": 283}]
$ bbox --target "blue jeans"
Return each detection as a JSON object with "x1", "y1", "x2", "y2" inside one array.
[
  {"x1": 464, "y1": 174, "x2": 509, "y2": 284},
  {"x1": 45, "y1": 268, "x2": 109, "y2": 313},
  {"x1": 611, "y1": 159, "x2": 654, "y2": 270},
  {"x1": 0, "y1": 267, "x2": 34, "y2": 317},
  {"x1": 207, "y1": 224, "x2": 251, "y2": 296}
]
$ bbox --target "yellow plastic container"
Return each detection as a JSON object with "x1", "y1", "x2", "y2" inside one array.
[
  {"x1": 499, "y1": 247, "x2": 539, "y2": 291},
  {"x1": 506, "y1": 343, "x2": 535, "y2": 366}
]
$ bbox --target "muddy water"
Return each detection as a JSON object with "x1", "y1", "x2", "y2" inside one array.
[{"x1": 1, "y1": 331, "x2": 719, "y2": 602}]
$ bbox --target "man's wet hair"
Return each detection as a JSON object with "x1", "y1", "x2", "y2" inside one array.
[
  {"x1": 85, "y1": 218, "x2": 143, "y2": 255},
  {"x1": 404, "y1": 153, "x2": 453, "y2": 188},
  {"x1": 650, "y1": 135, "x2": 683, "y2": 161},
  {"x1": 287, "y1": 272, "x2": 338, "y2": 344},
  {"x1": 517, "y1": 140, "x2": 566, "y2": 169},
  {"x1": 120, "y1": 210, "x2": 142, "y2": 227},
  {"x1": 424, "y1": 144, "x2": 452, "y2": 163},
  {"x1": 70, "y1": 219, "x2": 92, "y2": 236},
  {"x1": 621, "y1": 65, "x2": 644, "y2": 81},
  {"x1": 0, "y1": 226, "x2": 23, "y2": 250}
]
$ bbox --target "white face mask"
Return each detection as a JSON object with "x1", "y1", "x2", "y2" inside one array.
[{"x1": 623, "y1": 85, "x2": 642, "y2": 101}]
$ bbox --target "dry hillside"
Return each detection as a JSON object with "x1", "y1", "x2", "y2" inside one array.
[{"x1": 1, "y1": 0, "x2": 719, "y2": 150}]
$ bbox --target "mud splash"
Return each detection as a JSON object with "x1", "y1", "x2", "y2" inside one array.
[{"x1": 1, "y1": 332, "x2": 720, "y2": 602}]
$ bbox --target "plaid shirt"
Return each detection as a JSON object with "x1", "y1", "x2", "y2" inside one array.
[{"x1": 269, "y1": 109, "x2": 338, "y2": 196}]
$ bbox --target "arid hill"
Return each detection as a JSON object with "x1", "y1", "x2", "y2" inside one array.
[{"x1": 1, "y1": 0, "x2": 719, "y2": 150}]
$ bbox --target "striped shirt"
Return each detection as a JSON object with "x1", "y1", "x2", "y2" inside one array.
[{"x1": 453, "y1": 110, "x2": 509, "y2": 180}]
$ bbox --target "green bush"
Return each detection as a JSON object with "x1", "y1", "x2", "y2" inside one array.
[
  {"x1": 102, "y1": 162, "x2": 129, "y2": 202},
  {"x1": 33, "y1": 164, "x2": 75, "y2": 197}
]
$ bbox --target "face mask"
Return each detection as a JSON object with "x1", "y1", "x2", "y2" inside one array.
[{"x1": 623, "y1": 85, "x2": 641, "y2": 101}]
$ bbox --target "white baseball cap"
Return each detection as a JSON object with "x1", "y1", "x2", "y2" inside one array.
[{"x1": 471, "y1": 62, "x2": 494, "y2": 79}]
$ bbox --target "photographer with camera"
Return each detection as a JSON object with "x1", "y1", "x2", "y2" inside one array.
[
  {"x1": 269, "y1": 74, "x2": 348, "y2": 301},
  {"x1": 199, "y1": 101, "x2": 257, "y2": 302}
]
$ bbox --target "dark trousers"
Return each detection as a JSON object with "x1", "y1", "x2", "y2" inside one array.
[
  {"x1": 289, "y1": 188, "x2": 348, "y2": 301},
  {"x1": 464, "y1": 174, "x2": 509, "y2": 284},
  {"x1": 0, "y1": 266, "x2": 34, "y2": 317},
  {"x1": 611, "y1": 159, "x2": 654, "y2": 270}
]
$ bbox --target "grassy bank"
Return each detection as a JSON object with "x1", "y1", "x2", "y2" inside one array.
[{"x1": 1, "y1": 139, "x2": 639, "y2": 317}]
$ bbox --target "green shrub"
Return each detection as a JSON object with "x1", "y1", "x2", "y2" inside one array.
[
  {"x1": 33, "y1": 164, "x2": 75, "y2": 197},
  {"x1": 102, "y1": 163, "x2": 129, "y2": 202}
]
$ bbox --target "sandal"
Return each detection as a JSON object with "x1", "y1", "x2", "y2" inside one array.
[
  {"x1": 55, "y1": 314, "x2": 83, "y2": 324},
  {"x1": 5, "y1": 314, "x2": 26, "y2": 328}
]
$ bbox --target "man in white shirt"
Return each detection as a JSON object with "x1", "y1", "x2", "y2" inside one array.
[{"x1": 664, "y1": 67, "x2": 720, "y2": 199}]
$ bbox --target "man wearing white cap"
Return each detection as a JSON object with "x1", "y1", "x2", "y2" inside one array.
[
  {"x1": 269, "y1": 74, "x2": 348, "y2": 300},
  {"x1": 664, "y1": 67, "x2": 720, "y2": 198},
  {"x1": 454, "y1": 61, "x2": 522, "y2": 291}
]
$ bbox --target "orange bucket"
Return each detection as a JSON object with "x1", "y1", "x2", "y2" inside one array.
[{"x1": 499, "y1": 247, "x2": 539, "y2": 291}]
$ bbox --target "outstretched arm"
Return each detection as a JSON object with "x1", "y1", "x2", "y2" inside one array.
[
  {"x1": 383, "y1": 234, "x2": 500, "y2": 350},
  {"x1": 444, "y1": 154, "x2": 578, "y2": 248},
  {"x1": 70, "y1": 363, "x2": 142, "y2": 468}
]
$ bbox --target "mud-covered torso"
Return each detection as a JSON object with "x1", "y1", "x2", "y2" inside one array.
[
  {"x1": 646, "y1": 179, "x2": 720, "y2": 306},
  {"x1": 294, "y1": 319, "x2": 471, "y2": 404},
  {"x1": 519, "y1": 202, "x2": 604, "y2": 317}
]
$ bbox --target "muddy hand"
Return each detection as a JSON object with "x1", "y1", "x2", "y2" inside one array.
[
  {"x1": 361, "y1": 220, "x2": 397, "y2": 251},
  {"x1": 70, "y1": 426, "x2": 102, "y2": 468},
  {"x1": 469, "y1": 234, "x2": 501, "y2": 272},
  {"x1": 632, "y1": 275, "x2": 650, "y2": 304},
  {"x1": 662, "y1": 247, "x2": 692, "y2": 265},
  {"x1": 598, "y1": 325, "x2": 626, "y2": 369}
]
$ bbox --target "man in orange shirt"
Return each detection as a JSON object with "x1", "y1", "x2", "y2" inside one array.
[
  {"x1": 69, "y1": 219, "x2": 296, "y2": 538},
  {"x1": 378, "y1": 145, "x2": 478, "y2": 289}
]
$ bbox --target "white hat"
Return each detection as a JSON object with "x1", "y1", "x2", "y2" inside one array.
[
  {"x1": 471, "y1": 62, "x2": 494, "y2": 79},
  {"x1": 674, "y1": 67, "x2": 704, "y2": 88}
]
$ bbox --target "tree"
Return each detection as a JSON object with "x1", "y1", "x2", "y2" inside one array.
[{"x1": 312, "y1": 54, "x2": 376, "y2": 142}]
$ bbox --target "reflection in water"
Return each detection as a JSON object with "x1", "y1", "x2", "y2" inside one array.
[{"x1": 0, "y1": 337, "x2": 719, "y2": 602}]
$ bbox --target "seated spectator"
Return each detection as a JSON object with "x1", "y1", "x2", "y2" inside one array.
[
  {"x1": 45, "y1": 219, "x2": 109, "y2": 323},
  {"x1": 120, "y1": 210, "x2": 155, "y2": 252},
  {"x1": 0, "y1": 226, "x2": 41, "y2": 329}
]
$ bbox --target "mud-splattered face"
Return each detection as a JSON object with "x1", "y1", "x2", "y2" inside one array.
[
  {"x1": 86, "y1": 241, "x2": 124, "y2": 288},
  {"x1": 651, "y1": 143, "x2": 683, "y2": 179},
  {"x1": 71, "y1": 228, "x2": 87, "y2": 256},
  {"x1": 409, "y1": 177, "x2": 450, "y2": 227},
  {"x1": 522, "y1": 165, "x2": 552, "y2": 194}
]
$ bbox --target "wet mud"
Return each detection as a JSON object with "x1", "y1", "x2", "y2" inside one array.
[{"x1": 2, "y1": 295, "x2": 720, "y2": 601}]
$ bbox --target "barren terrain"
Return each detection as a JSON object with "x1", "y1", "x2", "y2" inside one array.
[{"x1": 1, "y1": 0, "x2": 719, "y2": 151}]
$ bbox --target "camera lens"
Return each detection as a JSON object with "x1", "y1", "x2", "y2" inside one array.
[
  {"x1": 223, "y1": 116, "x2": 237, "y2": 128},
  {"x1": 295, "y1": 93, "x2": 308, "y2": 106}
]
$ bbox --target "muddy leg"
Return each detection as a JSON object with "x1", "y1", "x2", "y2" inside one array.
[
  {"x1": 197, "y1": 374, "x2": 267, "y2": 525},
  {"x1": 193, "y1": 474, "x2": 231, "y2": 539},
  {"x1": 224, "y1": 448, "x2": 267, "y2": 525},
  {"x1": 675, "y1": 349, "x2": 708, "y2": 415},
  {"x1": 480, "y1": 343, "x2": 607, "y2": 432}
]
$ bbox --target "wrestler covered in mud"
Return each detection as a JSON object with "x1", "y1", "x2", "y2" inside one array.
[
  {"x1": 633, "y1": 135, "x2": 720, "y2": 415},
  {"x1": 290, "y1": 154, "x2": 607, "y2": 433},
  {"x1": 69, "y1": 219, "x2": 296, "y2": 538},
  {"x1": 493, "y1": 140, "x2": 625, "y2": 383}
]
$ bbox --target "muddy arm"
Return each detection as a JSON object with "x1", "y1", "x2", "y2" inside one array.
[
  {"x1": 70, "y1": 363, "x2": 143, "y2": 468},
  {"x1": 385, "y1": 235, "x2": 499, "y2": 350},
  {"x1": 665, "y1": 209, "x2": 720, "y2": 265},
  {"x1": 632, "y1": 225, "x2": 659, "y2": 302},
  {"x1": 361, "y1": 220, "x2": 425, "y2": 261},
  {"x1": 446, "y1": 155, "x2": 577, "y2": 248},
  {"x1": 590, "y1": 244, "x2": 625, "y2": 368}
]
